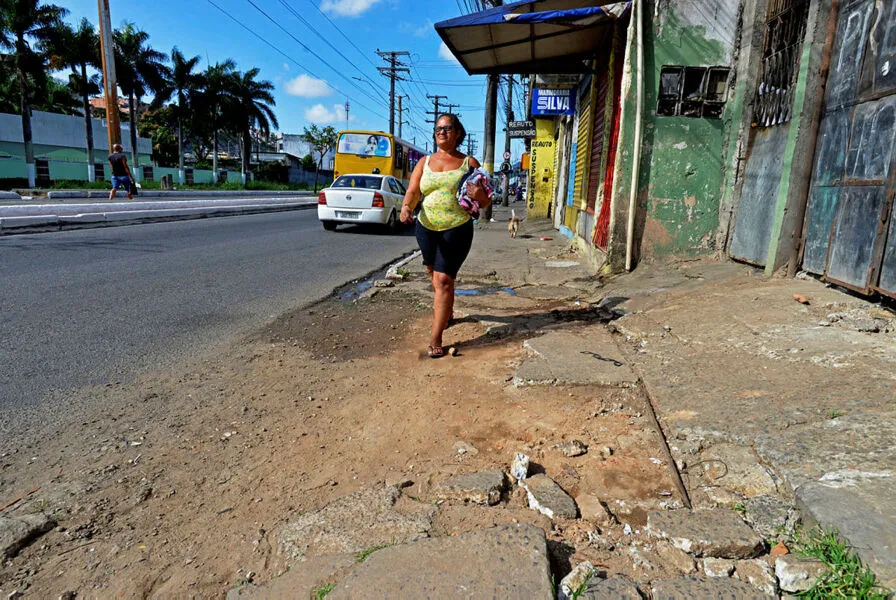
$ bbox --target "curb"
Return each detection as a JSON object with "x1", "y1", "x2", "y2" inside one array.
[{"x1": 0, "y1": 202, "x2": 317, "y2": 235}]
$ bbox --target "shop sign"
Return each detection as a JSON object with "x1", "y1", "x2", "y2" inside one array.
[
  {"x1": 531, "y1": 88, "x2": 576, "y2": 116},
  {"x1": 508, "y1": 120, "x2": 536, "y2": 138}
]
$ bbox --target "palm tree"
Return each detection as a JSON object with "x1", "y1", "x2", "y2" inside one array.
[
  {"x1": 45, "y1": 17, "x2": 100, "y2": 180},
  {"x1": 197, "y1": 59, "x2": 235, "y2": 181},
  {"x1": 228, "y1": 68, "x2": 277, "y2": 183},
  {"x1": 151, "y1": 47, "x2": 201, "y2": 184},
  {"x1": 0, "y1": 0, "x2": 68, "y2": 186},
  {"x1": 113, "y1": 23, "x2": 169, "y2": 170}
]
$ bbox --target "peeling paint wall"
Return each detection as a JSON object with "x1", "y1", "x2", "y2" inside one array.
[{"x1": 639, "y1": 3, "x2": 737, "y2": 257}]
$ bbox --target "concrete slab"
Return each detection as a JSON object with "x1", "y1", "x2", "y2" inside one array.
[
  {"x1": 579, "y1": 577, "x2": 643, "y2": 599},
  {"x1": 278, "y1": 485, "x2": 434, "y2": 561},
  {"x1": 328, "y1": 524, "x2": 553, "y2": 599},
  {"x1": 0, "y1": 514, "x2": 55, "y2": 558},
  {"x1": 435, "y1": 471, "x2": 507, "y2": 506},
  {"x1": 794, "y1": 476, "x2": 896, "y2": 590},
  {"x1": 650, "y1": 576, "x2": 775, "y2": 599},
  {"x1": 647, "y1": 508, "x2": 764, "y2": 559},
  {"x1": 522, "y1": 474, "x2": 578, "y2": 519},
  {"x1": 516, "y1": 328, "x2": 638, "y2": 387},
  {"x1": 227, "y1": 553, "x2": 356, "y2": 599}
]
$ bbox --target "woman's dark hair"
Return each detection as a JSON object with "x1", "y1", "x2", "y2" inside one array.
[
  {"x1": 367, "y1": 135, "x2": 378, "y2": 144},
  {"x1": 434, "y1": 113, "x2": 466, "y2": 147}
]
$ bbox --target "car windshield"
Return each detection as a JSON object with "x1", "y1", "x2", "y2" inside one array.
[{"x1": 332, "y1": 176, "x2": 382, "y2": 190}]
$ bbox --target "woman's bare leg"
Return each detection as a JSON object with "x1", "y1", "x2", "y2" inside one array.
[{"x1": 430, "y1": 271, "x2": 455, "y2": 348}]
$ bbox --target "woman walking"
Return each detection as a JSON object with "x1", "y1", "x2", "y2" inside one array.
[{"x1": 400, "y1": 114, "x2": 491, "y2": 358}]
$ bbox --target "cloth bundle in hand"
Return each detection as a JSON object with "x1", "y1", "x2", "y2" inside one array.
[{"x1": 456, "y1": 167, "x2": 494, "y2": 220}]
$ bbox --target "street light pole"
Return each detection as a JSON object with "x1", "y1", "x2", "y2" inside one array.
[{"x1": 97, "y1": 0, "x2": 121, "y2": 156}]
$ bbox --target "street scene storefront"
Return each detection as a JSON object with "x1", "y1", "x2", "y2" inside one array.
[{"x1": 438, "y1": 0, "x2": 896, "y2": 298}]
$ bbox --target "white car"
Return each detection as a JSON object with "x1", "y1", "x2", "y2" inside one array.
[{"x1": 317, "y1": 174, "x2": 406, "y2": 233}]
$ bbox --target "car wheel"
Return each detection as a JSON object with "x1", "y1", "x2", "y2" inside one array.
[
  {"x1": 322, "y1": 220, "x2": 337, "y2": 231},
  {"x1": 385, "y1": 210, "x2": 399, "y2": 234}
]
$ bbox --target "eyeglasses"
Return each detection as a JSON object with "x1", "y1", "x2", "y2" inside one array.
[{"x1": 433, "y1": 125, "x2": 455, "y2": 134}]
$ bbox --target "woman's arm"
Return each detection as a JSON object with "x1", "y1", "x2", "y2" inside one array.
[
  {"x1": 466, "y1": 157, "x2": 492, "y2": 209},
  {"x1": 400, "y1": 158, "x2": 426, "y2": 224}
]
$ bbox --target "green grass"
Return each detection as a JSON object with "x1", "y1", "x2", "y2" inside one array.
[
  {"x1": 311, "y1": 582, "x2": 336, "y2": 599},
  {"x1": 731, "y1": 502, "x2": 747, "y2": 516},
  {"x1": 827, "y1": 410, "x2": 846, "y2": 419},
  {"x1": 794, "y1": 527, "x2": 888, "y2": 599},
  {"x1": 569, "y1": 571, "x2": 594, "y2": 600},
  {"x1": 355, "y1": 543, "x2": 392, "y2": 563},
  {"x1": 24, "y1": 179, "x2": 311, "y2": 192}
]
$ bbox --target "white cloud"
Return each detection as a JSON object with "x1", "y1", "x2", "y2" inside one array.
[
  {"x1": 320, "y1": 0, "x2": 382, "y2": 17},
  {"x1": 401, "y1": 19, "x2": 433, "y2": 37},
  {"x1": 283, "y1": 62, "x2": 290, "y2": 71},
  {"x1": 439, "y1": 42, "x2": 459, "y2": 63},
  {"x1": 304, "y1": 103, "x2": 347, "y2": 124},
  {"x1": 285, "y1": 74, "x2": 333, "y2": 98}
]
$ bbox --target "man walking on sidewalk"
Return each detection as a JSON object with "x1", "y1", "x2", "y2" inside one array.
[{"x1": 109, "y1": 144, "x2": 134, "y2": 201}]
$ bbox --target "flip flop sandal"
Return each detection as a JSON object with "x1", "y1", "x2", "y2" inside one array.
[{"x1": 428, "y1": 345, "x2": 446, "y2": 359}]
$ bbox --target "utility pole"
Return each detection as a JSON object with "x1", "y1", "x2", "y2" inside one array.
[
  {"x1": 481, "y1": 73, "x2": 498, "y2": 221},
  {"x1": 502, "y1": 75, "x2": 514, "y2": 207},
  {"x1": 376, "y1": 50, "x2": 409, "y2": 136},
  {"x1": 466, "y1": 133, "x2": 478, "y2": 157},
  {"x1": 444, "y1": 103, "x2": 459, "y2": 115},
  {"x1": 344, "y1": 101, "x2": 350, "y2": 129},
  {"x1": 97, "y1": 0, "x2": 121, "y2": 182},
  {"x1": 426, "y1": 93, "x2": 448, "y2": 152},
  {"x1": 396, "y1": 95, "x2": 404, "y2": 138}
]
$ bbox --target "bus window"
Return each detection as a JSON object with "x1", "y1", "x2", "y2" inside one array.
[{"x1": 337, "y1": 133, "x2": 392, "y2": 157}]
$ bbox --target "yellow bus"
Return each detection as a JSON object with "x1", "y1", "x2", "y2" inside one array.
[{"x1": 333, "y1": 130, "x2": 425, "y2": 186}]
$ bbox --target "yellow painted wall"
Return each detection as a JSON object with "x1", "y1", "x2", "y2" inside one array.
[{"x1": 528, "y1": 118, "x2": 556, "y2": 218}]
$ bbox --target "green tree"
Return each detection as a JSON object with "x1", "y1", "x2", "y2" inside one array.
[
  {"x1": 139, "y1": 106, "x2": 178, "y2": 166},
  {"x1": 194, "y1": 59, "x2": 235, "y2": 181},
  {"x1": 0, "y1": 0, "x2": 68, "y2": 186},
  {"x1": 299, "y1": 124, "x2": 337, "y2": 192},
  {"x1": 228, "y1": 68, "x2": 277, "y2": 181},
  {"x1": 45, "y1": 17, "x2": 100, "y2": 180},
  {"x1": 151, "y1": 46, "x2": 201, "y2": 181},
  {"x1": 301, "y1": 153, "x2": 316, "y2": 171},
  {"x1": 113, "y1": 23, "x2": 169, "y2": 168}
]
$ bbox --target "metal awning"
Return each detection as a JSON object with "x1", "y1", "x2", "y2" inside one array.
[{"x1": 435, "y1": 0, "x2": 630, "y2": 75}]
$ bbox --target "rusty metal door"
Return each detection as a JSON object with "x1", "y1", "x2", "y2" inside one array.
[
  {"x1": 730, "y1": 0, "x2": 810, "y2": 266},
  {"x1": 802, "y1": 0, "x2": 896, "y2": 297}
]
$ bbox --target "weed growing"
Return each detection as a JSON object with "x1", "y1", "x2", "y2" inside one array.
[
  {"x1": 794, "y1": 527, "x2": 888, "y2": 599},
  {"x1": 355, "y1": 543, "x2": 393, "y2": 563},
  {"x1": 311, "y1": 582, "x2": 336, "y2": 599}
]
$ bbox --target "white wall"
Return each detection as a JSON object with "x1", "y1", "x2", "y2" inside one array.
[{"x1": 0, "y1": 110, "x2": 152, "y2": 154}]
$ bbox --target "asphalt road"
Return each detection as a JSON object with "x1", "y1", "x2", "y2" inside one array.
[{"x1": 0, "y1": 211, "x2": 417, "y2": 441}]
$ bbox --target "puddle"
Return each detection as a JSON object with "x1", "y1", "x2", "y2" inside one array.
[
  {"x1": 455, "y1": 287, "x2": 516, "y2": 297},
  {"x1": 339, "y1": 279, "x2": 374, "y2": 300}
]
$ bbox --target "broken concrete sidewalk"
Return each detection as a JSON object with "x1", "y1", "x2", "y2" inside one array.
[
  {"x1": 328, "y1": 523, "x2": 553, "y2": 599},
  {"x1": 515, "y1": 328, "x2": 639, "y2": 387}
]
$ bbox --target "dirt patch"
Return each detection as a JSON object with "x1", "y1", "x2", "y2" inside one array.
[{"x1": 0, "y1": 288, "x2": 680, "y2": 598}]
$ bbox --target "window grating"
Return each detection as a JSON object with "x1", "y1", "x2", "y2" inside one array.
[{"x1": 753, "y1": 0, "x2": 809, "y2": 127}]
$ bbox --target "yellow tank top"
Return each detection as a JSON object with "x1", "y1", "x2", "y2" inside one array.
[{"x1": 418, "y1": 155, "x2": 471, "y2": 231}]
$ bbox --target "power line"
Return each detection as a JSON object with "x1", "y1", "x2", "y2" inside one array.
[
  {"x1": 277, "y1": 0, "x2": 383, "y2": 95},
  {"x1": 301, "y1": 0, "x2": 381, "y2": 71},
  {"x1": 242, "y1": 0, "x2": 390, "y2": 111},
  {"x1": 205, "y1": 0, "x2": 384, "y2": 118}
]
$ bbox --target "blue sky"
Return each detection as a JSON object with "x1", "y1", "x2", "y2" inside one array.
[{"x1": 58, "y1": 0, "x2": 529, "y2": 161}]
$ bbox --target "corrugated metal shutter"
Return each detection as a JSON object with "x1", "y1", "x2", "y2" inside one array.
[
  {"x1": 572, "y1": 77, "x2": 594, "y2": 205},
  {"x1": 586, "y1": 70, "x2": 610, "y2": 213}
]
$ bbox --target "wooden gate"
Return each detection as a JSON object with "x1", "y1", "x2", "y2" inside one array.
[{"x1": 801, "y1": 0, "x2": 896, "y2": 297}]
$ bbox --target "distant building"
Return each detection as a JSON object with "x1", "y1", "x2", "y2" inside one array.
[
  {"x1": 0, "y1": 110, "x2": 152, "y2": 182},
  {"x1": 279, "y1": 133, "x2": 334, "y2": 171}
]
